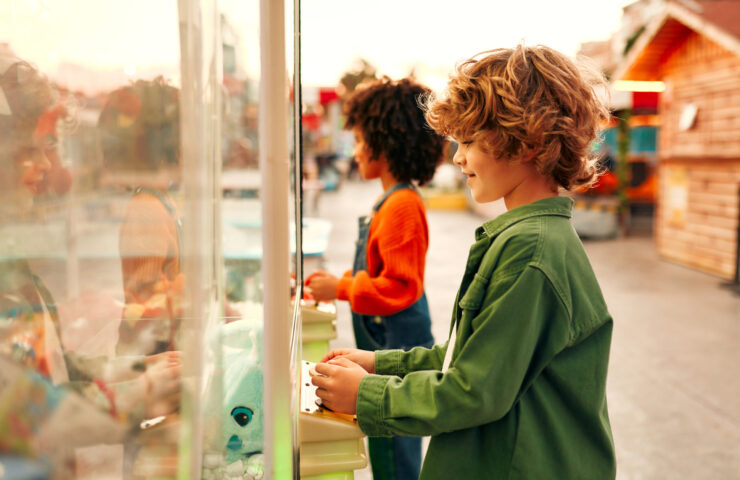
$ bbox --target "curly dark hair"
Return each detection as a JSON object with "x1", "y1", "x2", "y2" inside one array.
[
  {"x1": 344, "y1": 77, "x2": 445, "y2": 185},
  {"x1": 98, "y1": 77, "x2": 180, "y2": 172}
]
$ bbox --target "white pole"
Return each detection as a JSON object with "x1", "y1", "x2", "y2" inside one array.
[{"x1": 259, "y1": 0, "x2": 292, "y2": 477}]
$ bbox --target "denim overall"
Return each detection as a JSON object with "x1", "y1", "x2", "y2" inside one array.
[{"x1": 352, "y1": 183, "x2": 433, "y2": 480}]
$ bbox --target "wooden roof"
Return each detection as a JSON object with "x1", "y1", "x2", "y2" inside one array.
[
  {"x1": 614, "y1": 0, "x2": 740, "y2": 81},
  {"x1": 697, "y1": 0, "x2": 740, "y2": 40}
]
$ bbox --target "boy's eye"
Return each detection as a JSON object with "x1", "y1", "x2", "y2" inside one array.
[
  {"x1": 43, "y1": 135, "x2": 58, "y2": 150},
  {"x1": 450, "y1": 136, "x2": 472, "y2": 145}
]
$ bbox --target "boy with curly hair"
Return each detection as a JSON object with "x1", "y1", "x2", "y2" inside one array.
[
  {"x1": 307, "y1": 77, "x2": 446, "y2": 480},
  {"x1": 311, "y1": 45, "x2": 617, "y2": 479}
]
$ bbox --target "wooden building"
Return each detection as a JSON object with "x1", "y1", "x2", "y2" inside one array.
[{"x1": 613, "y1": 0, "x2": 740, "y2": 280}]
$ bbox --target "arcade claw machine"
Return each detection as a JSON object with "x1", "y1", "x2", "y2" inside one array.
[{"x1": 0, "y1": 0, "x2": 366, "y2": 478}]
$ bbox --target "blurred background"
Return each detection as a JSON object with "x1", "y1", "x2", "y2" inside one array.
[{"x1": 299, "y1": 1, "x2": 740, "y2": 479}]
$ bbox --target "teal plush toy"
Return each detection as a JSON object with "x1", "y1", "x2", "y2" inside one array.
[{"x1": 221, "y1": 320, "x2": 263, "y2": 464}]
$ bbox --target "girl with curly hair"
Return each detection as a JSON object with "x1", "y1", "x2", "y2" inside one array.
[
  {"x1": 311, "y1": 45, "x2": 616, "y2": 480},
  {"x1": 307, "y1": 76, "x2": 445, "y2": 480}
]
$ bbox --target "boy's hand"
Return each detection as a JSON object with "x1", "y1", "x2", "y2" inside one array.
[
  {"x1": 320, "y1": 348, "x2": 375, "y2": 374},
  {"x1": 145, "y1": 350, "x2": 181, "y2": 369},
  {"x1": 305, "y1": 271, "x2": 339, "y2": 301},
  {"x1": 311, "y1": 357, "x2": 368, "y2": 414},
  {"x1": 143, "y1": 355, "x2": 182, "y2": 418}
]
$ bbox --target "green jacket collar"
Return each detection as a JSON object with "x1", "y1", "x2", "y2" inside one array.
[{"x1": 476, "y1": 196, "x2": 574, "y2": 240}]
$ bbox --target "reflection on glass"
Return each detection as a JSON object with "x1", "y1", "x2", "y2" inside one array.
[
  {"x1": 1, "y1": 4, "x2": 187, "y2": 476},
  {"x1": 0, "y1": 0, "x2": 299, "y2": 476},
  {"x1": 0, "y1": 58, "x2": 67, "y2": 383},
  {"x1": 97, "y1": 78, "x2": 184, "y2": 357},
  {"x1": 0, "y1": 51, "x2": 184, "y2": 478},
  {"x1": 212, "y1": 3, "x2": 267, "y2": 477}
]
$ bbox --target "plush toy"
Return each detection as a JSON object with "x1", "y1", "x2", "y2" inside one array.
[
  {"x1": 201, "y1": 318, "x2": 264, "y2": 479},
  {"x1": 220, "y1": 320, "x2": 264, "y2": 473}
]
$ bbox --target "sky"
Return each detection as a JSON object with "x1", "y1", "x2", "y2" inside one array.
[
  {"x1": 2, "y1": 0, "x2": 634, "y2": 93},
  {"x1": 2, "y1": 0, "x2": 182, "y2": 91},
  {"x1": 301, "y1": 0, "x2": 636, "y2": 89}
]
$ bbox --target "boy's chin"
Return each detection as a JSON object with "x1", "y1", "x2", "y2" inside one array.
[
  {"x1": 470, "y1": 190, "x2": 501, "y2": 204},
  {"x1": 0, "y1": 189, "x2": 35, "y2": 217}
]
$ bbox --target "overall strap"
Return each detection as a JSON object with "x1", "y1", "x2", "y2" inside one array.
[
  {"x1": 133, "y1": 186, "x2": 177, "y2": 218},
  {"x1": 132, "y1": 186, "x2": 183, "y2": 267},
  {"x1": 371, "y1": 182, "x2": 418, "y2": 214}
]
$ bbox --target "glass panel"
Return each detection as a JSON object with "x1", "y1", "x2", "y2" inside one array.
[
  {"x1": 288, "y1": 0, "x2": 304, "y2": 474},
  {"x1": 1, "y1": 1, "x2": 299, "y2": 477},
  {"x1": 0, "y1": 0, "x2": 184, "y2": 476},
  {"x1": 177, "y1": 0, "x2": 222, "y2": 477},
  {"x1": 0, "y1": 1, "x2": 220, "y2": 477},
  {"x1": 210, "y1": 0, "x2": 268, "y2": 477}
]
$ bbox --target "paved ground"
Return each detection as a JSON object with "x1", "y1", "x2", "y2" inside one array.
[{"x1": 312, "y1": 179, "x2": 740, "y2": 480}]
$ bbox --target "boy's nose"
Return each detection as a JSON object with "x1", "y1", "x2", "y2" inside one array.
[
  {"x1": 452, "y1": 149, "x2": 465, "y2": 166},
  {"x1": 34, "y1": 148, "x2": 52, "y2": 172},
  {"x1": 18, "y1": 147, "x2": 52, "y2": 171}
]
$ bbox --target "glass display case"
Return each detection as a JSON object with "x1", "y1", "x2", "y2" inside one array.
[
  {"x1": 0, "y1": 0, "x2": 301, "y2": 478},
  {"x1": 0, "y1": 1, "x2": 366, "y2": 478}
]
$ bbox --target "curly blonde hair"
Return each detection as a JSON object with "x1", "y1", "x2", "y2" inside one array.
[
  {"x1": 425, "y1": 45, "x2": 608, "y2": 190},
  {"x1": 0, "y1": 60, "x2": 53, "y2": 156}
]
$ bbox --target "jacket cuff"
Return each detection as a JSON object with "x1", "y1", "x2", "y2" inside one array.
[
  {"x1": 356, "y1": 375, "x2": 394, "y2": 437},
  {"x1": 374, "y1": 349, "x2": 404, "y2": 376},
  {"x1": 336, "y1": 275, "x2": 352, "y2": 302}
]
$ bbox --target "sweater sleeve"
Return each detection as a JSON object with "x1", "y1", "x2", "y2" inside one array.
[
  {"x1": 355, "y1": 267, "x2": 571, "y2": 437},
  {"x1": 336, "y1": 192, "x2": 427, "y2": 316},
  {"x1": 119, "y1": 193, "x2": 178, "y2": 304}
]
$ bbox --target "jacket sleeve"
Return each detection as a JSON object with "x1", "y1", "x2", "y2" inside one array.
[
  {"x1": 374, "y1": 342, "x2": 448, "y2": 377},
  {"x1": 356, "y1": 266, "x2": 571, "y2": 437},
  {"x1": 336, "y1": 195, "x2": 426, "y2": 316}
]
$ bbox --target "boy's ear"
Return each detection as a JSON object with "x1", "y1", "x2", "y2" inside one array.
[{"x1": 521, "y1": 147, "x2": 540, "y2": 163}]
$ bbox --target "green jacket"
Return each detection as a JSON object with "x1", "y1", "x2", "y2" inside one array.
[{"x1": 356, "y1": 196, "x2": 616, "y2": 479}]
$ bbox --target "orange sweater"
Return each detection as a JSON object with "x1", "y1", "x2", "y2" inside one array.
[
  {"x1": 117, "y1": 191, "x2": 182, "y2": 354},
  {"x1": 336, "y1": 188, "x2": 428, "y2": 316},
  {"x1": 119, "y1": 192, "x2": 180, "y2": 304}
]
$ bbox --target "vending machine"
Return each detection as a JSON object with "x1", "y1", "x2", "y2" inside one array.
[{"x1": 0, "y1": 0, "x2": 367, "y2": 478}]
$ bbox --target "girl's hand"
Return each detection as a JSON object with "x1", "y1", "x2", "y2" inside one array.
[
  {"x1": 311, "y1": 357, "x2": 368, "y2": 414},
  {"x1": 305, "y1": 271, "x2": 339, "y2": 301},
  {"x1": 320, "y1": 348, "x2": 375, "y2": 374}
]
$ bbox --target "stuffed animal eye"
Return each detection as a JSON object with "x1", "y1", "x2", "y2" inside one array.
[{"x1": 231, "y1": 406, "x2": 253, "y2": 427}]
